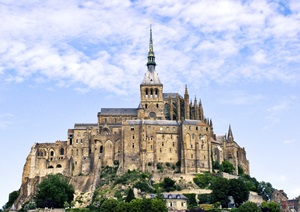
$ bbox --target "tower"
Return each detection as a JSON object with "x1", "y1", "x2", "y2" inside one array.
[{"x1": 139, "y1": 24, "x2": 164, "y2": 120}]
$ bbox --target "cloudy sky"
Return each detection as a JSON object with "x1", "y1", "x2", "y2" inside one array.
[{"x1": 1, "y1": 0, "x2": 300, "y2": 206}]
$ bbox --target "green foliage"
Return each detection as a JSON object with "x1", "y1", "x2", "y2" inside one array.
[
  {"x1": 35, "y1": 174, "x2": 74, "y2": 208},
  {"x1": 134, "y1": 181, "x2": 154, "y2": 193},
  {"x1": 198, "y1": 193, "x2": 211, "y2": 204},
  {"x1": 100, "y1": 199, "x2": 118, "y2": 212},
  {"x1": 125, "y1": 188, "x2": 135, "y2": 202},
  {"x1": 3, "y1": 190, "x2": 20, "y2": 210},
  {"x1": 228, "y1": 178, "x2": 249, "y2": 207},
  {"x1": 213, "y1": 161, "x2": 220, "y2": 170},
  {"x1": 165, "y1": 162, "x2": 171, "y2": 167},
  {"x1": 115, "y1": 202, "x2": 130, "y2": 212},
  {"x1": 183, "y1": 193, "x2": 198, "y2": 209},
  {"x1": 23, "y1": 201, "x2": 37, "y2": 212},
  {"x1": 193, "y1": 172, "x2": 217, "y2": 189},
  {"x1": 113, "y1": 170, "x2": 150, "y2": 186},
  {"x1": 151, "y1": 198, "x2": 167, "y2": 212},
  {"x1": 141, "y1": 198, "x2": 152, "y2": 212},
  {"x1": 238, "y1": 166, "x2": 244, "y2": 175},
  {"x1": 221, "y1": 160, "x2": 235, "y2": 174},
  {"x1": 238, "y1": 201, "x2": 261, "y2": 212},
  {"x1": 210, "y1": 177, "x2": 230, "y2": 208},
  {"x1": 66, "y1": 208, "x2": 90, "y2": 212},
  {"x1": 156, "y1": 163, "x2": 163, "y2": 171},
  {"x1": 160, "y1": 177, "x2": 176, "y2": 192},
  {"x1": 239, "y1": 174, "x2": 259, "y2": 192},
  {"x1": 258, "y1": 181, "x2": 274, "y2": 201},
  {"x1": 129, "y1": 198, "x2": 143, "y2": 212},
  {"x1": 261, "y1": 201, "x2": 280, "y2": 212}
]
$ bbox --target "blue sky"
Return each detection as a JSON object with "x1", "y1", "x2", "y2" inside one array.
[{"x1": 1, "y1": 0, "x2": 300, "y2": 206}]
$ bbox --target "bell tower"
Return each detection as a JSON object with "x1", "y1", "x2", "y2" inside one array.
[{"x1": 139, "y1": 24, "x2": 164, "y2": 120}]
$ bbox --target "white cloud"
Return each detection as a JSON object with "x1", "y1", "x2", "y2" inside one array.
[{"x1": 0, "y1": 0, "x2": 299, "y2": 94}]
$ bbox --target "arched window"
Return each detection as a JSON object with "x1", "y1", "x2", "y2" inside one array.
[
  {"x1": 50, "y1": 150, "x2": 54, "y2": 157},
  {"x1": 60, "y1": 148, "x2": 64, "y2": 155},
  {"x1": 100, "y1": 146, "x2": 103, "y2": 153},
  {"x1": 48, "y1": 165, "x2": 54, "y2": 169},
  {"x1": 56, "y1": 164, "x2": 62, "y2": 168}
]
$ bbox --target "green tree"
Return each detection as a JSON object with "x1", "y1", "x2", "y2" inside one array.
[
  {"x1": 238, "y1": 201, "x2": 261, "y2": 212},
  {"x1": 161, "y1": 177, "x2": 176, "y2": 192},
  {"x1": 258, "y1": 181, "x2": 274, "y2": 201},
  {"x1": 125, "y1": 188, "x2": 135, "y2": 202},
  {"x1": 100, "y1": 199, "x2": 118, "y2": 212},
  {"x1": 151, "y1": 198, "x2": 167, "y2": 212},
  {"x1": 183, "y1": 193, "x2": 198, "y2": 209},
  {"x1": 129, "y1": 199, "x2": 143, "y2": 212},
  {"x1": 210, "y1": 177, "x2": 230, "y2": 208},
  {"x1": 261, "y1": 201, "x2": 280, "y2": 212},
  {"x1": 115, "y1": 202, "x2": 130, "y2": 212},
  {"x1": 141, "y1": 198, "x2": 152, "y2": 212},
  {"x1": 228, "y1": 178, "x2": 249, "y2": 207},
  {"x1": 35, "y1": 174, "x2": 74, "y2": 208},
  {"x1": 221, "y1": 160, "x2": 235, "y2": 174},
  {"x1": 3, "y1": 190, "x2": 20, "y2": 210},
  {"x1": 193, "y1": 172, "x2": 216, "y2": 189}
]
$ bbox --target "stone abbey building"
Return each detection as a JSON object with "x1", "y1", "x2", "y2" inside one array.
[{"x1": 15, "y1": 26, "x2": 249, "y2": 208}]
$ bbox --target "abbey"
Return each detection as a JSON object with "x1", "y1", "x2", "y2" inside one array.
[{"x1": 15, "y1": 26, "x2": 249, "y2": 208}]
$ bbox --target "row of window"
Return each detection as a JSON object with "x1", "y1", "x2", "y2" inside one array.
[
  {"x1": 37, "y1": 148, "x2": 65, "y2": 157},
  {"x1": 48, "y1": 164, "x2": 62, "y2": 169}
]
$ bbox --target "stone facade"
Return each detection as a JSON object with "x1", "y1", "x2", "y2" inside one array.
[{"x1": 14, "y1": 26, "x2": 249, "y2": 209}]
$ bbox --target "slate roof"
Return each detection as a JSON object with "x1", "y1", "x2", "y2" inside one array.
[
  {"x1": 74, "y1": 123, "x2": 98, "y2": 129},
  {"x1": 100, "y1": 108, "x2": 138, "y2": 116},
  {"x1": 163, "y1": 93, "x2": 183, "y2": 99},
  {"x1": 141, "y1": 65, "x2": 162, "y2": 85},
  {"x1": 150, "y1": 193, "x2": 188, "y2": 200},
  {"x1": 182, "y1": 119, "x2": 206, "y2": 125},
  {"x1": 126, "y1": 119, "x2": 179, "y2": 126}
]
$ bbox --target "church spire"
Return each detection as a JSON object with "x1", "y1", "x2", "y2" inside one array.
[{"x1": 147, "y1": 23, "x2": 156, "y2": 67}]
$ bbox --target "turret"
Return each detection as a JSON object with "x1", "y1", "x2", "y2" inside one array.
[
  {"x1": 184, "y1": 85, "x2": 190, "y2": 119},
  {"x1": 227, "y1": 125, "x2": 234, "y2": 142}
]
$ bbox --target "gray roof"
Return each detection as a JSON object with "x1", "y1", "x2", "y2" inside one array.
[
  {"x1": 126, "y1": 119, "x2": 179, "y2": 126},
  {"x1": 163, "y1": 93, "x2": 183, "y2": 99},
  {"x1": 150, "y1": 193, "x2": 188, "y2": 200},
  {"x1": 182, "y1": 119, "x2": 206, "y2": 125},
  {"x1": 74, "y1": 123, "x2": 98, "y2": 129},
  {"x1": 100, "y1": 108, "x2": 137, "y2": 116},
  {"x1": 141, "y1": 66, "x2": 162, "y2": 85}
]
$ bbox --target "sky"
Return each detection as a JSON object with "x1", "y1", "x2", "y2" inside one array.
[{"x1": 0, "y1": 0, "x2": 300, "y2": 206}]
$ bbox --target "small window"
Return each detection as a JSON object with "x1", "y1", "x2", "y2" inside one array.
[
  {"x1": 162, "y1": 142, "x2": 164, "y2": 146},
  {"x1": 132, "y1": 143, "x2": 135, "y2": 148},
  {"x1": 145, "y1": 104, "x2": 148, "y2": 108},
  {"x1": 173, "y1": 142, "x2": 175, "y2": 147},
  {"x1": 50, "y1": 150, "x2": 54, "y2": 156},
  {"x1": 196, "y1": 127, "x2": 198, "y2": 130},
  {"x1": 132, "y1": 134, "x2": 135, "y2": 139},
  {"x1": 156, "y1": 104, "x2": 159, "y2": 108},
  {"x1": 100, "y1": 146, "x2": 103, "y2": 153},
  {"x1": 131, "y1": 126, "x2": 134, "y2": 131}
]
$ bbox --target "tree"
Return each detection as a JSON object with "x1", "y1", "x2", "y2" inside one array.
[
  {"x1": 221, "y1": 160, "x2": 235, "y2": 174},
  {"x1": 261, "y1": 201, "x2": 280, "y2": 212},
  {"x1": 228, "y1": 178, "x2": 249, "y2": 207},
  {"x1": 100, "y1": 199, "x2": 118, "y2": 212},
  {"x1": 151, "y1": 198, "x2": 167, "y2": 212},
  {"x1": 161, "y1": 177, "x2": 176, "y2": 192},
  {"x1": 115, "y1": 202, "x2": 130, "y2": 212},
  {"x1": 258, "y1": 181, "x2": 274, "y2": 201},
  {"x1": 125, "y1": 188, "x2": 135, "y2": 202},
  {"x1": 141, "y1": 198, "x2": 152, "y2": 212},
  {"x1": 35, "y1": 174, "x2": 74, "y2": 208},
  {"x1": 129, "y1": 199, "x2": 143, "y2": 212},
  {"x1": 3, "y1": 190, "x2": 20, "y2": 210},
  {"x1": 210, "y1": 177, "x2": 230, "y2": 208},
  {"x1": 183, "y1": 193, "x2": 198, "y2": 209},
  {"x1": 238, "y1": 201, "x2": 261, "y2": 212}
]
